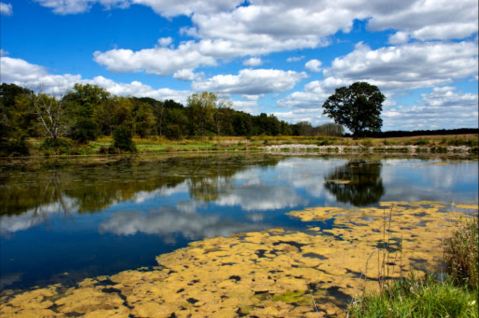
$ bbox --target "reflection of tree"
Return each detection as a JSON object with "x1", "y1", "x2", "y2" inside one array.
[
  {"x1": 1, "y1": 155, "x2": 280, "y2": 216},
  {"x1": 324, "y1": 160, "x2": 384, "y2": 206}
]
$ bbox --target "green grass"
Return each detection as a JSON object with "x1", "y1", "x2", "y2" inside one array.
[
  {"x1": 444, "y1": 218, "x2": 478, "y2": 289},
  {"x1": 348, "y1": 219, "x2": 479, "y2": 317},
  {"x1": 348, "y1": 278, "x2": 478, "y2": 318},
  {"x1": 13, "y1": 133, "x2": 478, "y2": 158}
]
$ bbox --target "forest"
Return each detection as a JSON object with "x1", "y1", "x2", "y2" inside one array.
[{"x1": 0, "y1": 83, "x2": 343, "y2": 155}]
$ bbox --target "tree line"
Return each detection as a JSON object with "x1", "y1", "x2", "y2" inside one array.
[{"x1": 0, "y1": 83, "x2": 343, "y2": 155}]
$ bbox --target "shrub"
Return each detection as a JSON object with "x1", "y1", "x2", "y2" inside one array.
[
  {"x1": 444, "y1": 218, "x2": 478, "y2": 289},
  {"x1": 112, "y1": 126, "x2": 136, "y2": 152},
  {"x1": 0, "y1": 136, "x2": 29, "y2": 156},
  {"x1": 69, "y1": 119, "x2": 98, "y2": 143},
  {"x1": 40, "y1": 137, "x2": 73, "y2": 155}
]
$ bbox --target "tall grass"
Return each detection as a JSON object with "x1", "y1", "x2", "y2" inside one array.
[
  {"x1": 348, "y1": 277, "x2": 477, "y2": 318},
  {"x1": 443, "y1": 217, "x2": 478, "y2": 289},
  {"x1": 348, "y1": 219, "x2": 479, "y2": 317}
]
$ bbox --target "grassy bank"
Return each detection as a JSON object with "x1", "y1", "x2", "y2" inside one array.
[
  {"x1": 348, "y1": 218, "x2": 479, "y2": 317},
  {"x1": 15, "y1": 133, "x2": 479, "y2": 157}
]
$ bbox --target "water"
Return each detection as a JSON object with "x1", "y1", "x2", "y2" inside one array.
[{"x1": 0, "y1": 155, "x2": 477, "y2": 290}]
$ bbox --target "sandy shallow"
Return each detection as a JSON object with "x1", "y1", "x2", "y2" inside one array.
[{"x1": 0, "y1": 201, "x2": 476, "y2": 318}]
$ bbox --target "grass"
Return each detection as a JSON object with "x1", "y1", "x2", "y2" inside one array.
[
  {"x1": 348, "y1": 219, "x2": 479, "y2": 317},
  {"x1": 443, "y1": 218, "x2": 479, "y2": 289},
  {"x1": 348, "y1": 278, "x2": 477, "y2": 318},
  {"x1": 7, "y1": 133, "x2": 478, "y2": 158}
]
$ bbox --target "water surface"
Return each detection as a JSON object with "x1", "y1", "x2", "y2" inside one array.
[{"x1": 0, "y1": 155, "x2": 477, "y2": 290}]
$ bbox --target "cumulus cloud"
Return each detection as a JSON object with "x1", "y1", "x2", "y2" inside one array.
[
  {"x1": 192, "y1": 68, "x2": 306, "y2": 95},
  {"x1": 0, "y1": 2, "x2": 12, "y2": 15},
  {"x1": 305, "y1": 59, "x2": 322, "y2": 72},
  {"x1": 388, "y1": 31, "x2": 410, "y2": 44},
  {"x1": 0, "y1": 56, "x2": 190, "y2": 103},
  {"x1": 35, "y1": 0, "x2": 131, "y2": 14},
  {"x1": 93, "y1": 42, "x2": 216, "y2": 76},
  {"x1": 383, "y1": 86, "x2": 479, "y2": 130},
  {"x1": 84, "y1": 1, "x2": 477, "y2": 75},
  {"x1": 325, "y1": 41, "x2": 478, "y2": 91},
  {"x1": 243, "y1": 57, "x2": 262, "y2": 67}
]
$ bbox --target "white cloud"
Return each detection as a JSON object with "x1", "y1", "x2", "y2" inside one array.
[
  {"x1": 85, "y1": 1, "x2": 477, "y2": 75},
  {"x1": 325, "y1": 41, "x2": 478, "y2": 91},
  {"x1": 172, "y1": 69, "x2": 202, "y2": 81},
  {"x1": 93, "y1": 42, "x2": 216, "y2": 76},
  {"x1": 243, "y1": 57, "x2": 262, "y2": 67},
  {"x1": 34, "y1": 0, "x2": 131, "y2": 14},
  {"x1": 287, "y1": 56, "x2": 305, "y2": 62},
  {"x1": 388, "y1": 31, "x2": 409, "y2": 44},
  {"x1": 0, "y1": 56, "x2": 190, "y2": 103},
  {"x1": 0, "y1": 2, "x2": 12, "y2": 15},
  {"x1": 383, "y1": 86, "x2": 479, "y2": 130},
  {"x1": 366, "y1": 0, "x2": 478, "y2": 41},
  {"x1": 192, "y1": 68, "x2": 306, "y2": 95},
  {"x1": 305, "y1": 59, "x2": 322, "y2": 72}
]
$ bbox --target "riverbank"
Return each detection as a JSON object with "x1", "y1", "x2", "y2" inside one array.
[
  {"x1": 2, "y1": 134, "x2": 478, "y2": 160},
  {"x1": 1, "y1": 201, "x2": 477, "y2": 317}
]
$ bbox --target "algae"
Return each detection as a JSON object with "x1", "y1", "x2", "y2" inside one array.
[{"x1": 1, "y1": 201, "x2": 476, "y2": 317}]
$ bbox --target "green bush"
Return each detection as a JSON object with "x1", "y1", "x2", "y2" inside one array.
[
  {"x1": 444, "y1": 218, "x2": 478, "y2": 289},
  {"x1": 69, "y1": 119, "x2": 98, "y2": 143},
  {"x1": 0, "y1": 136, "x2": 30, "y2": 156},
  {"x1": 112, "y1": 126, "x2": 136, "y2": 152},
  {"x1": 348, "y1": 278, "x2": 478, "y2": 318},
  {"x1": 40, "y1": 137, "x2": 73, "y2": 155}
]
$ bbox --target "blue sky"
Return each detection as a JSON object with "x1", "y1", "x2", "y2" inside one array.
[{"x1": 1, "y1": 0, "x2": 478, "y2": 130}]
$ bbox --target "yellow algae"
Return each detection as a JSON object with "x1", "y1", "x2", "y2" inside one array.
[
  {"x1": 454, "y1": 203, "x2": 479, "y2": 210},
  {"x1": 1, "y1": 201, "x2": 474, "y2": 318}
]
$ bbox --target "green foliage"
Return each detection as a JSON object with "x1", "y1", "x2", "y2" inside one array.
[
  {"x1": 40, "y1": 137, "x2": 73, "y2": 155},
  {"x1": 69, "y1": 118, "x2": 98, "y2": 143},
  {"x1": 0, "y1": 84, "x2": 37, "y2": 156},
  {"x1": 348, "y1": 278, "x2": 478, "y2": 318},
  {"x1": 112, "y1": 126, "x2": 136, "y2": 152},
  {"x1": 323, "y1": 82, "x2": 385, "y2": 136},
  {"x1": 444, "y1": 218, "x2": 478, "y2": 289}
]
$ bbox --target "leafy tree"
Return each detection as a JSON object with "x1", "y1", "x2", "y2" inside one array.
[
  {"x1": 132, "y1": 101, "x2": 156, "y2": 138},
  {"x1": 0, "y1": 84, "x2": 36, "y2": 155},
  {"x1": 63, "y1": 84, "x2": 110, "y2": 143},
  {"x1": 112, "y1": 125, "x2": 136, "y2": 152},
  {"x1": 187, "y1": 92, "x2": 217, "y2": 136},
  {"x1": 316, "y1": 123, "x2": 344, "y2": 136},
  {"x1": 322, "y1": 82, "x2": 385, "y2": 136}
]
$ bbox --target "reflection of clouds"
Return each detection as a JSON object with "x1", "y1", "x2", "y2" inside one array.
[
  {"x1": 99, "y1": 206, "x2": 263, "y2": 240},
  {"x1": 132, "y1": 183, "x2": 188, "y2": 203},
  {"x1": 381, "y1": 160, "x2": 478, "y2": 202},
  {"x1": 215, "y1": 185, "x2": 305, "y2": 211},
  {"x1": 0, "y1": 196, "x2": 78, "y2": 235},
  {"x1": 275, "y1": 158, "x2": 346, "y2": 198}
]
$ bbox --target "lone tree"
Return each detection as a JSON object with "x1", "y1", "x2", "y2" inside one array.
[{"x1": 322, "y1": 82, "x2": 385, "y2": 136}]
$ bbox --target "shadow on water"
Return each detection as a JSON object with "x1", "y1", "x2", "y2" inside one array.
[{"x1": 324, "y1": 160, "x2": 384, "y2": 206}]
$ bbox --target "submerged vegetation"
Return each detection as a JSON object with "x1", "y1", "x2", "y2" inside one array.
[{"x1": 1, "y1": 201, "x2": 477, "y2": 317}]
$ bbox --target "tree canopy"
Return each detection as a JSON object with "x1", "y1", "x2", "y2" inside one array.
[{"x1": 322, "y1": 82, "x2": 385, "y2": 136}]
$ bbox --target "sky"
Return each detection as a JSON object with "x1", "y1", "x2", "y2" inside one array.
[{"x1": 0, "y1": 0, "x2": 478, "y2": 131}]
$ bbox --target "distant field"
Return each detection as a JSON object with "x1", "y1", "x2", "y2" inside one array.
[{"x1": 21, "y1": 134, "x2": 478, "y2": 158}]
